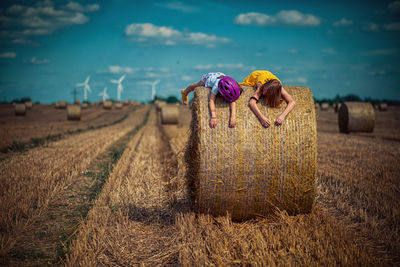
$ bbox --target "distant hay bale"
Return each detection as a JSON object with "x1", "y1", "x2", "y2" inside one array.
[
  {"x1": 155, "y1": 100, "x2": 167, "y2": 110},
  {"x1": 161, "y1": 105, "x2": 179, "y2": 124},
  {"x1": 99, "y1": 99, "x2": 104, "y2": 105},
  {"x1": 103, "y1": 101, "x2": 112, "y2": 110},
  {"x1": 55, "y1": 101, "x2": 67, "y2": 109},
  {"x1": 115, "y1": 102, "x2": 123, "y2": 109},
  {"x1": 123, "y1": 100, "x2": 129, "y2": 105},
  {"x1": 320, "y1": 102, "x2": 329, "y2": 111},
  {"x1": 378, "y1": 102, "x2": 388, "y2": 111},
  {"x1": 67, "y1": 104, "x2": 81, "y2": 120},
  {"x1": 338, "y1": 102, "x2": 375, "y2": 133},
  {"x1": 25, "y1": 101, "x2": 33, "y2": 109},
  {"x1": 334, "y1": 103, "x2": 341, "y2": 113},
  {"x1": 81, "y1": 103, "x2": 88, "y2": 109},
  {"x1": 15, "y1": 104, "x2": 26, "y2": 116},
  {"x1": 74, "y1": 99, "x2": 80, "y2": 104},
  {"x1": 314, "y1": 103, "x2": 319, "y2": 110},
  {"x1": 186, "y1": 85, "x2": 317, "y2": 220}
]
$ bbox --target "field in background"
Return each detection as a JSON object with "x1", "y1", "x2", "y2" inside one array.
[
  {"x1": 1, "y1": 104, "x2": 399, "y2": 265},
  {"x1": 0, "y1": 103, "x2": 136, "y2": 154}
]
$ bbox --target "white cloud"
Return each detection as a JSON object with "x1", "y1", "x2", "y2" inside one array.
[
  {"x1": 0, "y1": 52, "x2": 16, "y2": 58},
  {"x1": 0, "y1": 1, "x2": 99, "y2": 42},
  {"x1": 333, "y1": 18, "x2": 353, "y2": 27},
  {"x1": 125, "y1": 23, "x2": 230, "y2": 46},
  {"x1": 181, "y1": 75, "x2": 193, "y2": 81},
  {"x1": 388, "y1": 1, "x2": 400, "y2": 13},
  {"x1": 383, "y1": 22, "x2": 400, "y2": 31},
  {"x1": 234, "y1": 10, "x2": 320, "y2": 27},
  {"x1": 24, "y1": 57, "x2": 50, "y2": 64},
  {"x1": 255, "y1": 52, "x2": 263, "y2": 57},
  {"x1": 362, "y1": 23, "x2": 380, "y2": 32},
  {"x1": 153, "y1": 0, "x2": 198, "y2": 13},
  {"x1": 107, "y1": 65, "x2": 138, "y2": 74},
  {"x1": 194, "y1": 63, "x2": 254, "y2": 71},
  {"x1": 285, "y1": 77, "x2": 308, "y2": 84},
  {"x1": 362, "y1": 49, "x2": 397, "y2": 56},
  {"x1": 65, "y1": 2, "x2": 99, "y2": 12},
  {"x1": 322, "y1": 48, "x2": 336, "y2": 54},
  {"x1": 288, "y1": 49, "x2": 298, "y2": 54},
  {"x1": 369, "y1": 70, "x2": 386, "y2": 76}
]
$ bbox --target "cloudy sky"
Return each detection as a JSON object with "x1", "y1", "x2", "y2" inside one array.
[{"x1": 0, "y1": 0, "x2": 399, "y2": 103}]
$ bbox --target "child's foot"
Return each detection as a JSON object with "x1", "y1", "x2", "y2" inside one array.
[{"x1": 181, "y1": 90, "x2": 188, "y2": 104}]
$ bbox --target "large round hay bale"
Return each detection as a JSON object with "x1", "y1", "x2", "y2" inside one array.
[
  {"x1": 56, "y1": 101, "x2": 67, "y2": 109},
  {"x1": 155, "y1": 100, "x2": 167, "y2": 110},
  {"x1": 103, "y1": 101, "x2": 112, "y2": 110},
  {"x1": 338, "y1": 102, "x2": 375, "y2": 133},
  {"x1": 81, "y1": 103, "x2": 88, "y2": 109},
  {"x1": 378, "y1": 102, "x2": 388, "y2": 111},
  {"x1": 161, "y1": 105, "x2": 179, "y2": 124},
  {"x1": 186, "y1": 85, "x2": 317, "y2": 220},
  {"x1": 15, "y1": 104, "x2": 26, "y2": 116},
  {"x1": 25, "y1": 101, "x2": 33, "y2": 109},
  {"x1": 115, "y1": 102, "x2": 123, "y2": 109},
  {"x1": 320, "y1": 102, "x2": 329, "y2": 110},
  {"x1": 67, "y1": 104, "x2": 81, "y2": 120}
]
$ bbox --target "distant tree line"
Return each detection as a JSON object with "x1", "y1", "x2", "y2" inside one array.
[{"x1": 314, "y1": 94, "x2": 400, "y2": 106}]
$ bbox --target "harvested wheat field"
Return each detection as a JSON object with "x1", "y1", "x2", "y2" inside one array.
[
  {"x1": 0, "y1": 103, "x2": 135, "y2": 154},
  {"x1": 1, "y1": 99, "x2": 399, "y2": 266}
]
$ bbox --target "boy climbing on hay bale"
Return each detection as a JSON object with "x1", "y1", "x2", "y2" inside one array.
[
  {"x1": 240, "y1": 70, "x2": 296, "y2": 127},
  {"x1": 181, "y1": 72, "x2": 241, "y2": 128}
]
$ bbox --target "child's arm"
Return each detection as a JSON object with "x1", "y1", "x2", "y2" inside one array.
[
  {"x1": 229, "y1": 101, "x2": 236, "y2": 128},
  {"x1": 248, "y1": 86, "x2": 271, "y2": 127},
  {"x1": 275, "y1": 87, "x2": 296, "y2": 126},
  {"x1": 209, "y1": 93, "x2": 218, "y2": 128}
]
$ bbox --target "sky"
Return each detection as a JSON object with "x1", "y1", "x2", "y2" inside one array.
[{"x1": 0, "y1": 0, "x2": 399, "y2": 103}]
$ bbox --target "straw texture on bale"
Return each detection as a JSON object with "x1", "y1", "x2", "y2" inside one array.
[
  {"x1": 320, "y1": 102, "x2": 329, "y2": 110},
  {"x1": 103, "y1": 100, "x2": 112, "y2": 109},
  {"x1": 15, "y1": 104, "x2": 26, "y2": 116},
  {"x1": 161, "y1": 105, "x2": 179, "y2": 124},
  {"x1": 81, "y1": 103, "x2": 88, "y2": 109},
  {"x1": 115, "y1": 102, "x2": 123, "y2": 109},
  {"x1": 379, "y1": 102, "x2": 388, "y2": 111},
  {"x1": 67, "y1": 104, "x2": 81, "y2": 120},
  {"x1": 25, "y1": 101, "x2": 33, "y2": 109},
  {"x1": 155, "y1": 100, "x2": 167, "y2": 110},
  {"x1": 338, "y1": 102, "x2": 375, "y2": 133},
  {"x1": 186, "y1": 85, "x2": 317, "y2": 220},
  {"x1": 55, "y1": 101, "x2": 67, "y2": 109}
]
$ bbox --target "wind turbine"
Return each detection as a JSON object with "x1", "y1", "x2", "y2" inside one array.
[
  {"x1": 76, "y1": 75, "x2": 91, "y2": 102},
  {"x1": 142, "y1": 80, "x2": 160, "y2": 101},
  {"x1": 98, "y1": 87, "x2": 109, "y2": 102},
  {"x1": 110, "y1": 75, "x2": 125, "y2": 102}
]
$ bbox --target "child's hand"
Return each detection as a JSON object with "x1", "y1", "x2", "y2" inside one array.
[
  {"x1": 209, "y1": 117, "x2": 218, "y2": 128},
  {"x1": 259, "y1": 116, "x2": 271, "y2": 128},
  {"x1": 275, "y1": 114, "x2": 285, "y2": 126},
  {"x1": 229, "y1": 117, "x2": 236, "y2": 128}
]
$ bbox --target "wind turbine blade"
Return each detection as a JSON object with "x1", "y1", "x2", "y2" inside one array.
[
  {"x1": 76, "y1": 83, "x2": 85, "y2": 87},
  {"x1": 153, "y1": 79, "x2": 160, "y2": 86},
  {"x1": 85, "y1": 75, "x2": 91, "y2": 84},
  {"x1": 119, "y1": 75, "x2": 126, "y2": 83},
  {"x1": 86, "y1": 84, "x2": 91, "y2": 92},
  {"x1": 110, "y1": 79, "x2": 118, "y2": 84}
]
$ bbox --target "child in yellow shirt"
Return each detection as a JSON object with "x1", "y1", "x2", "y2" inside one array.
[{"x1": 240, "y1": 70, "x2": 296, "y2": 127}]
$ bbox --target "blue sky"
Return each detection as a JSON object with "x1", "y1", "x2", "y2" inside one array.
[{"x1": 0, "y1": 0, "x2": 399, "y2": 103}]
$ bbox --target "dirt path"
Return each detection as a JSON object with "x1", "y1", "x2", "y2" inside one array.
[
  {"x1": 0, "y1": 105, "x2": 149, "y2": 265},
  {"x1": 66, "y1": 108, "x2": 184, "y2": 265}
]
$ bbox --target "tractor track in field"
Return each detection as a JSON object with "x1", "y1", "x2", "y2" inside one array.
[
  {"x1": 66, "y1": 107, "x2": 190, "y2": 266},
  {"x1": 0, "y1": 105, "x2": 150, "y2": 266}
]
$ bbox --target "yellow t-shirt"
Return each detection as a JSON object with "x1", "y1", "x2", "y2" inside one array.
[{"x1": 239, "y1": 70, "x2": 280, "y2": 86}]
